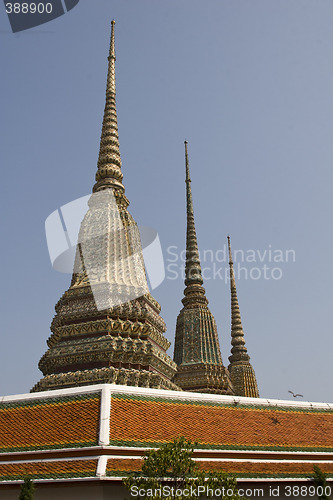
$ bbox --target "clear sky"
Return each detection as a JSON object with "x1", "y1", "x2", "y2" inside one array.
[{"x1": 1, "y1": 0, "x2": 333, "y2": 402}]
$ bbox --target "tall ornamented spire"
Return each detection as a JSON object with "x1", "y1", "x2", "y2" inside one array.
[
  {"x1": 184, "y1": 141, "x2": 204, "y2": 293},
  {"x1": 228, "y1": 235, "x2": 248, "y2": 361},
  {"x1": 227, "y1": 236, "x2": 259, "y2": 398},
  {"x1": 93, "y1": 20, "x2": 125, "y2": 194},
  {"x1": 32, "y1": 22, "x2": 178, "y2": 393},
  {"x1": 173, "y1": 142, "x2": 233, "y2": 395}
]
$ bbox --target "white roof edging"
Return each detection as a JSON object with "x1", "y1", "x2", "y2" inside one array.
[
  {"x1": 96, "y1": 455, "x2": 108, "y2": 477},
  {"x1": 99, "y1": 385, "x2": 112, "y2": 446},
  {"x1": 0, "y1": 383, "x2": 332, "y2": 410}
]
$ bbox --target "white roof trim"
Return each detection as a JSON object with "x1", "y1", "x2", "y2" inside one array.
[
  {"x1": 1, "y1": 446, "x2": 332, "y2": 460},
  {"x1": 193, "y1": 458, "x2": 333, "y2": 464},
  {"x1": 0, "y1": 385, "x2": 104, "y2": 403},
  {"x1": 1, "y1": 476, "x2": 332, "y2": 485},
  {"x1": 96, "y1": 455, "x2": 108, "y2": 477},
  {"x1": 99, "y1": 385, "x2": 111, "y2": 446},
  {"x1": 1, "y1": 384, "x2": 332, "y2": 409}
]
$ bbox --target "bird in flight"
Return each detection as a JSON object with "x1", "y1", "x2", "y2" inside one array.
[{"x1": 288, "y1": 391, "x2": 303, "y2": 398}]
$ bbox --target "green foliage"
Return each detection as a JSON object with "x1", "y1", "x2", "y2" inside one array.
[
  {"x1": 123, "y1": 436, "x2": 245, "y2": 500},
  {"x1": 19, "y1": 477, "x2": 35, "y2": 500},
  {"x1": 312, "y1": 466, "x2": 331, "y2": 500}
]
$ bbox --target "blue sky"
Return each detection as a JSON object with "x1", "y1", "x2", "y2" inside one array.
[{"x1": 1, "y1": 0, "x2": 333, "y2": 402}]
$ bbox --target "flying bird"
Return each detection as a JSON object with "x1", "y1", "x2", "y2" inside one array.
[{"x1": 288, "y1": 391, "x2": 303, "y2": 398}]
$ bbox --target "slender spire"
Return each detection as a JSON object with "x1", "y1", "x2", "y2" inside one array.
[
  {"x1": 184, "y1": 141, "x2": 204, "y2": 290},
  {"x1": 227, "y1": 236, "x2": 259, "y2": 397},
  {"x1": 93, "y1": 20, "x2": 125, "y2": 194},
  {"x1": 227, "y1": 235, "x2": 249, "y2": 362},
  {"x1": 173, "y1": 143, "x2": 233, "y2": 395}
]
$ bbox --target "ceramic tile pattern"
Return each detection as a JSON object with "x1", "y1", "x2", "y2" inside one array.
[
  {"x1": 109, "y1": 394, "x2": 333, "y2": 451},
  {"x1": 106, "y1": 458, "x2": 333, "y2": 479},
  {"x1": 0, "y1": 460, "x2": 98, "y2": 481},
  {"x1": 0, "y1": 394, "x2": 100, "y2": 452}
]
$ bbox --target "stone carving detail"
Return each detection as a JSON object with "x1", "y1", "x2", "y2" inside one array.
[{"x1": 32, "y1": 366, "x2": 179, "y2": 393}]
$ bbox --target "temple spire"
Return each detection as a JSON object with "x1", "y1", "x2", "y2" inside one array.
[
  {"x1": 33, "y1": 21, "x2": 178, "y2": 393},
  {"x1": 173, "y1": 142, "x2": 233, "y2": 395},
  {"x1": 227, "y1": 236, "x2": 259, "y2": 397},
  {"x1": 228, "y1": 235, "x2": 247, "y2": 356},
  {"x1": 184, "y1": 141, "x2": 204, "y2": 289},
  {"x1": 93, "y1": 20, "x2": 125, "y2": 194}
]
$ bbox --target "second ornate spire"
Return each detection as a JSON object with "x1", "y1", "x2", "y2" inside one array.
[{"x1": 173, "y1": 142, "x2": 233, "y2": 395}]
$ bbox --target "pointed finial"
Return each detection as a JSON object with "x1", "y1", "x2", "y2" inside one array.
[
  {"x1": 93, "y1": 21, "x2": 125, "y2": 194},
  {"x1": 110, "y1": 20, "x2": 116, "y2": 59},
  {"x1": 184, "y1": 140, "x2": 191, "y2": 184},
  {"x1": 228, "y1": 235, "x2": 236, "y2": 287},
  {"x1": 227, "y1": 234, "x2": 232, "y2": 261}
]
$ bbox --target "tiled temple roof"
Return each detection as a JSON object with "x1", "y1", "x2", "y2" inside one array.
[
  {"x1": 0, "y1": 394, "x2": 100, "y2": 453},
  {"x1": 109, "y1": 393, "x2": 333, "y2": 452},
  {"x1": 0, "y1": 459, "x2": 98, "y2": 482},
  {"x1": 106, "y1": 458, "x2": 333, "y2": 480},
  {"x1": 0, "y1": 385, "x2": 332, "y2": 484}
]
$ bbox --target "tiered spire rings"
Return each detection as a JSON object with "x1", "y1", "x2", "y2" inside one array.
[
  {"x1": 227, "y1": 236, "x2": 259, "y2": 397},
  {"x1": 173, "y1": 142, "x2": 233, "y2": 395}
]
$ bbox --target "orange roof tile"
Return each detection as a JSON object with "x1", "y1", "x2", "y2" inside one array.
[
  {"x1": 0, "y1": 459, "x2": 98, "y2": 481},
  {"x1": 1, "y1": 386, "x2": 333, "y2": 483},
  {"x1": 109, "y1": 394, "x2": 333, "y2": 451},
  {"x1": 0, "y1": 394, "x2": 100, "y2": 452},
  {"x1": 105, "y1": 457, "x2": 333, "y2": 479}
]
